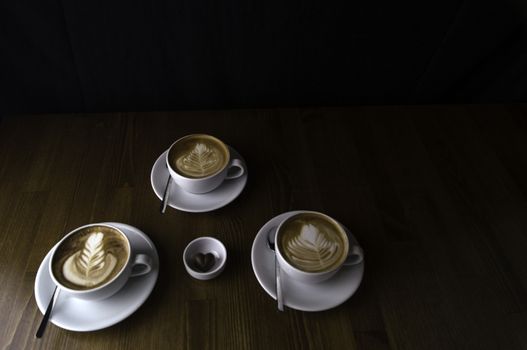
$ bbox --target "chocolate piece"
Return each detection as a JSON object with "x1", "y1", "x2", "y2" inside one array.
[{"x1": 192, "y1": 253, "x2": 216, "y2": 272}]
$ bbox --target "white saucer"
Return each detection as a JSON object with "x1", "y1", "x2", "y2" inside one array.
[
  {"x1": 34, "y1": 222, "x2": 159, "y2": 332},
  {"x1": 150, "y1": 147, "x2": 248, "y2": 213},
  {"x1": 251, "y1": 211, "x2": 364, "y2": 312}
]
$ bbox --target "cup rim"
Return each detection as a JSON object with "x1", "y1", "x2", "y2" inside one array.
[
  {"x1": 275, "y1": 211, "x2": 350, "y2": 276},
  {"x1": 166, "y1": 134, "x2": 231, "y2": 181},
  {"x1": 183, "y1": 236, "x2": 227, "y2": 276},
  {"x1": 49, "y1": 223, "x2": 131, "y2": 294}
]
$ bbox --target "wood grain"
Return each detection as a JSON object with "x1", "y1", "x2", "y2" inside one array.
[{"x1": 1, "y1": 105, "x2": 527, "y2": 349}]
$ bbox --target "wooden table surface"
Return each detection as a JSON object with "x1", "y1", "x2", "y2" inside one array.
[{"x1": 1, "y1": 105, "x2": 527, "y2": 350}]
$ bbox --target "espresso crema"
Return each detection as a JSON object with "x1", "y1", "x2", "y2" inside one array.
[
  {"x1": 51, "y1": 226, "x2": 129, "y2": 290},
  {"x1": 169, "y1": 135, "x2": 228, "y2": 178},
  {"x1": 278, "y1": 213, "x2": 347, "y2": 273}
]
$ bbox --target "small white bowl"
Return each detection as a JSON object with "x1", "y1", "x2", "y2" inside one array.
[{"x1": 183, "y1": 237, "x2": 227, "y2": 280}]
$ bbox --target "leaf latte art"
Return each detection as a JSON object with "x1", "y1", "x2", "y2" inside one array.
[
  {"x1": 62, "y1": 232, "x2": 118, "y2": 288},
  {"x1": 176, "y1": 142, "x2": 224, "y2": 178},
  {"x1": 279, "y1": 215, "x2": 347, "y2": 273},
  {"x1": 76, "y1": 233, "x2": 106, "y2": 275}
]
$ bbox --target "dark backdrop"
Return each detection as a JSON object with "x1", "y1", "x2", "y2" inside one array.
[{"x1": 1, "y1": 0, "x2": 526, "y2": 116}]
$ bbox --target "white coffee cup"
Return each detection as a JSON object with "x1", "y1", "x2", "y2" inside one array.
[
  {"x1": 166, "y1": 134, "x2": 246, "y2": 194},
  {"x1": 275, "y1": 211, "x2": 363, "y2": 284},
  {"x1": 49, "y1": 223, "x2": 152, "y2": 301}
]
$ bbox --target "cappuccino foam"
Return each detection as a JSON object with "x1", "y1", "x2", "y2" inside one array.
[
  {"x1": 169, "y1": 135, "x2": 228, "y2": 178},
  {"x1": 52, "y1": 226, "x2": 129, "y2": 290},
  {"x1": 278, "y1": 214, "x2": 347, "y2": 273}
]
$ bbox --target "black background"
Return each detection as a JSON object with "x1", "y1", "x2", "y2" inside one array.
[{"x1": 1, "y1": 0, "x2": 526, "y2": 116}]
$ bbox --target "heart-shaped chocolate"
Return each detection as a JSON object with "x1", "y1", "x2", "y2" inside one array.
[{"x1": 191, "y1": 253, "x2": 216, "y2": 272}]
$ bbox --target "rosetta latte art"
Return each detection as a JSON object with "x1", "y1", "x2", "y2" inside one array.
[
  {"x1": 284, "y1": 224, "x2": 344, "y2": 272},
  {"x1": 176, "y1": 143, "x2": 223, "y2": 177},
  {"x1": 62, "y1": 232, "x2": 118, "y2": 288}
]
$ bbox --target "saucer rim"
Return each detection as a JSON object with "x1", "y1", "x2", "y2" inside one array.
[
  {"x1": 34, "y1": 222, "x2": 159, "y2": 332},
  {"x1": 251, "y1": 211, "x2": 365, "y2": 312},
  {"x1": 150, "y1": 147, "x2": 248, "y2": 213}
]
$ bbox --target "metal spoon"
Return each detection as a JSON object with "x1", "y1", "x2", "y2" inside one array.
[
  {"x1": 36, "y1": 286, "x2": 59, "y2": 338},
  {"x1": 266, "y1": 227, "x2": 284, "y2": 311},
  {"x1": 160, "y1": 173, "x2": 172, "y2": 214}
]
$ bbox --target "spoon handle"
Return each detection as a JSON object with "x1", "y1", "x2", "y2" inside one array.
[
  {"x1": 36, "y1": 286, "x2": 58, "y2": 338},
  {"x1": 276, "y1": 257, "x2": 284, "y2": 311},
  {"x1": 160, "y1": 175, "x2": 172, "y2": 214}
]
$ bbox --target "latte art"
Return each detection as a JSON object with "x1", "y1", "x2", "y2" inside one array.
[
  {"x1": 62, "y1": 232, "x2": 118, "y2": 288},
  {"x1": 285, "y1": 224, "x2": 342, "y2": 271},
  {"x1": 176, "y1": 142, "x2": 224, "y2": 178},
  {"x1": 51, "y1": 226, "x2": 129, "y2": 290},
  {"x1": 169, "y1": 135, "x2": 229, "y2": 179},
  {"x1": 278, "y1": 214, "x2": 347, "y2": 273}
]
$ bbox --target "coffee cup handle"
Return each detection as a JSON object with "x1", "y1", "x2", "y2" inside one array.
[
  {"x1": 130, "y1": 254, "x2": 153, "y2": 277},
  {"x1": 225, "y1": 158, "x2": 246, "y2": 180},
  {"x1": 343, "y1": 245, "x2": 364, "y2": 266}
]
